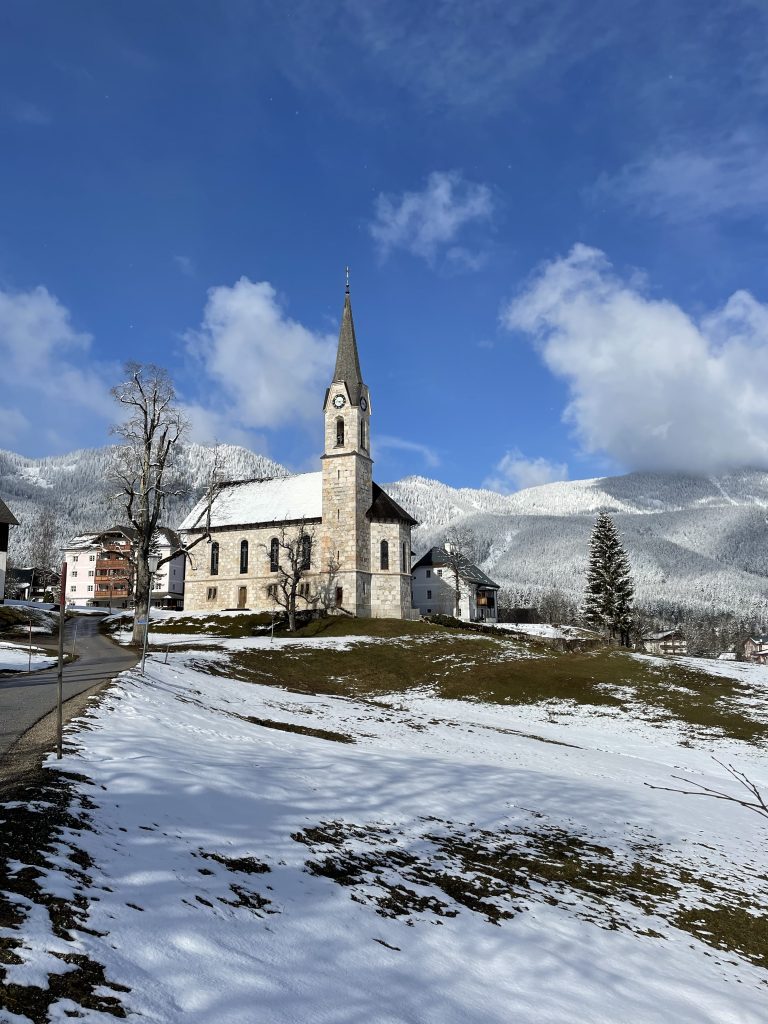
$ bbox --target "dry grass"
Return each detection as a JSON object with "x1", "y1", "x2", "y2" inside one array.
[{"x1": 194, "y1": 621, "x2": 767, "y2": 745}]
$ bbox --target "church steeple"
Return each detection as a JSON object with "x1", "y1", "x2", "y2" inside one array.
[{"x1": 333, "y1": 276, "x2": 364, "y2": 406}]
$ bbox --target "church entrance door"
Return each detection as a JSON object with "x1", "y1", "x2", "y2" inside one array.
[{"x1": 237, "y1": 586, "x2": 247, "y2": 609}]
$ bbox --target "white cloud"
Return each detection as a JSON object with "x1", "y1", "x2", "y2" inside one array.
[
  {"x1": 376, "y1": 435, "x2": 440, "y2": 468},
  {"x1": 595, "y1": 132, "x2": 768, "y2": 222},
  {"x1": 8, "y1": 100, "x2": 51, "y2": 125},
  {"x1": 0, "y1": 407, "x2": 29, "y2": 442},
  {"x1": 503, "y1": 244, "x2": 768, "y2": 474},
  {"x1": 173, "y1": 255, "x2": 195, "y2": 277},
  {"x1": 183, "y1": 278, "x2": 336, "y2": 440},
  {"x1": 262, "y1": 0, "x2": 619, "y2": 114},
  {"x1": 0, "y1": 285, "x2": 115, "y2": 452},
  {"x1": 484, "y1": 450, "x2": 568, "y2": 493},
  {"x1": 370, "y1": 171, "x2": 493, "y2": 266}
]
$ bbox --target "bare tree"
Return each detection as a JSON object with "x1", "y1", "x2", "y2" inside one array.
[
  {"x1": 110, "y1": 366, "x2": 224, "y2": 644},
  {"x1": 28, "y1": 508, "x2": 59, "y2": 599},
  {"x1": 110, "y1": 363, "x2": 187, "y2": 644},
  {"x1": 443, "y1": 524, "x2": 476, "y2": 618},
  {"x1": 264, "y1": 521, "x2": 316, "y2": 632},
  {"x1": 646, "y1": 758, "x2": 768, "y2": 823}
]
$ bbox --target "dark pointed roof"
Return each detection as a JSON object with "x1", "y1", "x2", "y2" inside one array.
[
  {"x1": 367, "y1": 482, "x2": 418, "y2": 526},
  {"x1": 333, "y1": 291, "x2": 364, "y2": 405},
  {"x1": 0, "y1": 497, "x2": 19, "y2": 526},
  {"x1": 412, "y1": 546, "x2": 500, "y2": 589}
]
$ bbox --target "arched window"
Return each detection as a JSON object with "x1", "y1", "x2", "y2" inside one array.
[
  {"x1": 401, "y1": 541, "x2": 408, "y2": 573},
  {"x1": 240, "y1": 539, "x2": 249, "y2": 574},
  {"x1": 380, "y1": 539, "x2": 389, "y2": 571},
  {"x1": 301, "y1": 534, "x2": 312, "y2": 571},
  {"x1": 269, "y1": 537, "x2": 279, "y2": 573},
  {"x1": 210, "y1": 541, "x2": 219, "y2": 576},
  {"x1": 336, "y1": 417, "x2": 344, "y2": 446},
  {"x1": 360, "y1": 420, "x2": 367, "y2": 450}
]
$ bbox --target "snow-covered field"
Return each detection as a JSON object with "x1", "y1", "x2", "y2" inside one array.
[
  {"x1": 0, "y1": 641, "x2": 56, "y2": 672},
  {"x1": 1, "y1": 629, "x2": 766, "y2": 1023}
]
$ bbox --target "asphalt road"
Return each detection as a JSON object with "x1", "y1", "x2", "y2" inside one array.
[{"x1": 0, "y1": 615, "x2": 138, "y2": 760}]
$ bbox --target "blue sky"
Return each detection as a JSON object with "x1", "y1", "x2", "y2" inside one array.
[{"x1": 2, "y1": 1, "x2": 768, "y2": 489}]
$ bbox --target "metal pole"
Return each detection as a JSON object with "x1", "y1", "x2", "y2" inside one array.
[
  {"x1": 27, "y1": 618, "x2": 32, "y2": 674},
  {"x1": 141, "y1": 617, "x2": 149, "y2": 675},
  {"x1": 56, "y1": 561, "x2": 67, "y2": 760}
]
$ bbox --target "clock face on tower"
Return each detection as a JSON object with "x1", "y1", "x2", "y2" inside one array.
[
  {"x1": 360, "y1": 397, "x2": 368, "y2": 411},
  {"x1": 332, "y1": 394, "x2": 346, "y2": 409}
]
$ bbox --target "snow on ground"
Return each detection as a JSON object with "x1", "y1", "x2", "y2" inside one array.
[
  {"x1": 635, "y1": 651, "x2": 768, "y2": 686},
  {"x1": 1, "y1": 631, "x2": 766, "y2": 1023},
  {"x1": 494, "y1": 622, "x2": 595, "y2": 640},
  {"x1": 0, "y1": 641, "x2": 56, "y2": 672}
]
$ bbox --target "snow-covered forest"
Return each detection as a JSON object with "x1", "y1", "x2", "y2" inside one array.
[
  {"x1": 0, "y1": 444, "x2": 286, "y2": 564},
  {"x1": 4, "y1": 445, "x2": 768, "y2": 617}
]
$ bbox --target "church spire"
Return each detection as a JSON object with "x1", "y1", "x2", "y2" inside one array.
[{"x1": 333, "y1": 272, "x2": 364, "y2": 404}]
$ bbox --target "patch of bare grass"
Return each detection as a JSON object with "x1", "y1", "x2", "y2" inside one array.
[
  {"x1": 292, "y1": 816, "x2": 767, "y2": 966},
  {"x1": 196, "y1": 624, "x2": 766, "y2": 744}
]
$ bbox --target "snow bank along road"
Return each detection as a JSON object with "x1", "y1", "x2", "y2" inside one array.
[{"x1": 0, "y1": 615, "x2": 137, "y2": 761}]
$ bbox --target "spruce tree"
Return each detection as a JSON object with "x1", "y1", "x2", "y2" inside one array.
[{"x1": 583, "y1": 511, "x2": 635, "y2": 645}]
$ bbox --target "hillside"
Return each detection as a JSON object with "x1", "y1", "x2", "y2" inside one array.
[
  {"x1": 388, "y1": 471, "x2": 768, "y2": 616},
  {"x1": 2, "y1": 616, "x2": 765, "y2": 1022},
  {"x1": 0, "y1": 444, "x2": 288, "y2": 564},
  {"x1": 3, "y1": 446, "x2": 768, "y2": 616}
]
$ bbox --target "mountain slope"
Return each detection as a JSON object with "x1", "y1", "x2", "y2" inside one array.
[
  {"x1": 385, "y1": 472, "x2": 768, "y2": 616},
  {"x1": 0, "y1": 444, "x2": 288, "y2": 565},
  {"x1": 3, "y1": 447, "x2": 768, "y2": 616}
]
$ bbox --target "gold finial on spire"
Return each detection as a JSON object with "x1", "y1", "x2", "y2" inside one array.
[{"x1": 345, "y1": 265, "x2": 350, "y2": 293}]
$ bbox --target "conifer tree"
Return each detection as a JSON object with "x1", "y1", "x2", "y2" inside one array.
[{"x1": 583, "y1": 511, "x2": 635, "y2": 645}]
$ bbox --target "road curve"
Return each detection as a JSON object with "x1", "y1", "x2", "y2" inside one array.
[{"x1": 0, "y1": 615, "x2": 138, "y2": 761}]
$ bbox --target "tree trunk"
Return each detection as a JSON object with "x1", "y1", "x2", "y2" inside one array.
[
  {"x1": 288, "y1": 588, "x2": 296, "y2": 632},
  {"x1": 132, "y1": 552, "x2": 151, "y2": 645}
]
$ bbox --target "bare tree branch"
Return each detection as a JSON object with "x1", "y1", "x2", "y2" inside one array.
[{"x1": 645, "y1": 757, "x2": 768, "y2": 822}]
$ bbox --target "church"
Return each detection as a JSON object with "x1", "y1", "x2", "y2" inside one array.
[{"x1": 180, "y1": 283, "x2": 419, "y2": 619}]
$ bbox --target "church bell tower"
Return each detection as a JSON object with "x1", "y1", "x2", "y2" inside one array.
[{"x1": 321, "y1": 274, "x2": 373, "y2": 616}]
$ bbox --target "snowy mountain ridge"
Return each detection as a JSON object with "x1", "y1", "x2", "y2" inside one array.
[
  {"x1": 386, "y1": 470, "x2": 768, "y2": 525},
  {"x1": 4, "y1": 445, "x2": 768, "y2": 616}
]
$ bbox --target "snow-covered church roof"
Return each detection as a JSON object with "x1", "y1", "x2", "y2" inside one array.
[{"x1": 179, "y1": 473, "x2": 323, "y2": 531}]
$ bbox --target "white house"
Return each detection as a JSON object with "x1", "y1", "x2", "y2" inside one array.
[
  {"x1": 63, "y1": 526, "x2": 185, "y2": 610},
  {"x1": 411, "y1": 546, "x2": 500, "y2": 622},
  {"x1": 180, "y1": 283, "x2": 418, "y2": 619},
  {"x1": 642, "y1": 629, "x2": 687, "y2": 656}
]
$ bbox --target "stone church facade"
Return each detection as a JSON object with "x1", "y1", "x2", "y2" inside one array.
[{"x1": 180, "y1": 285, "x2": 418, "y2": 619}]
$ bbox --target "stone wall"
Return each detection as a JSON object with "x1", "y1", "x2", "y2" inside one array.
[
  {"x1": 369, "y1": 519, "x2": 414, "y2": 618},
  {"x1": 183, "y1": 520, "x2": 323, "y2": 612}
]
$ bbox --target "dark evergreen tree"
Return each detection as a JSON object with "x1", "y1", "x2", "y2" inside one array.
[{"x1": 583, "y1": 511, "x2": 635, "y2": 645}]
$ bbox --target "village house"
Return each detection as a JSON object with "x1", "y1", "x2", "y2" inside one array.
[
  {"x1": 642, "y1": 629, "x2": 688, "y2": 656},
  {"x1": 63, "y1": 526, "x2": 185, "y2": 610},
  {"x1": 411, "y1": 546, "x2": 500, "y2": 622},
  {"x1": 743, "y1": 636, "x2": 768, "y2": 663},
  {"x1": 5, "y1": 567, "x2": 60, "y2": 603},
  {"x1": 180, "y1": 283, "x2": 419, "y2": 619},
  {"x1": 0, "y1": 497, "x2": 19, "y2": 604}
]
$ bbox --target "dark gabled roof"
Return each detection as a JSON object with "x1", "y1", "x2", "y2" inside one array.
[
  {"x1": 333, "y1": 290, "x2": 365, "y2": 406},
  {"x1": 643, "y1": 629, "x2": 684, "y2": 642},
  {"x1": 0, "y1": 497, "x2": 19, "y2": 526},
  {"x1": 367, "y1": 482, "x2": 418, "y2": 526},
  {"x1": 412, "y1": 546, "x2": 500, "y2": 589},
  {"x1": 95, "y1": 525, "x2": 137, "y2": 543}
]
